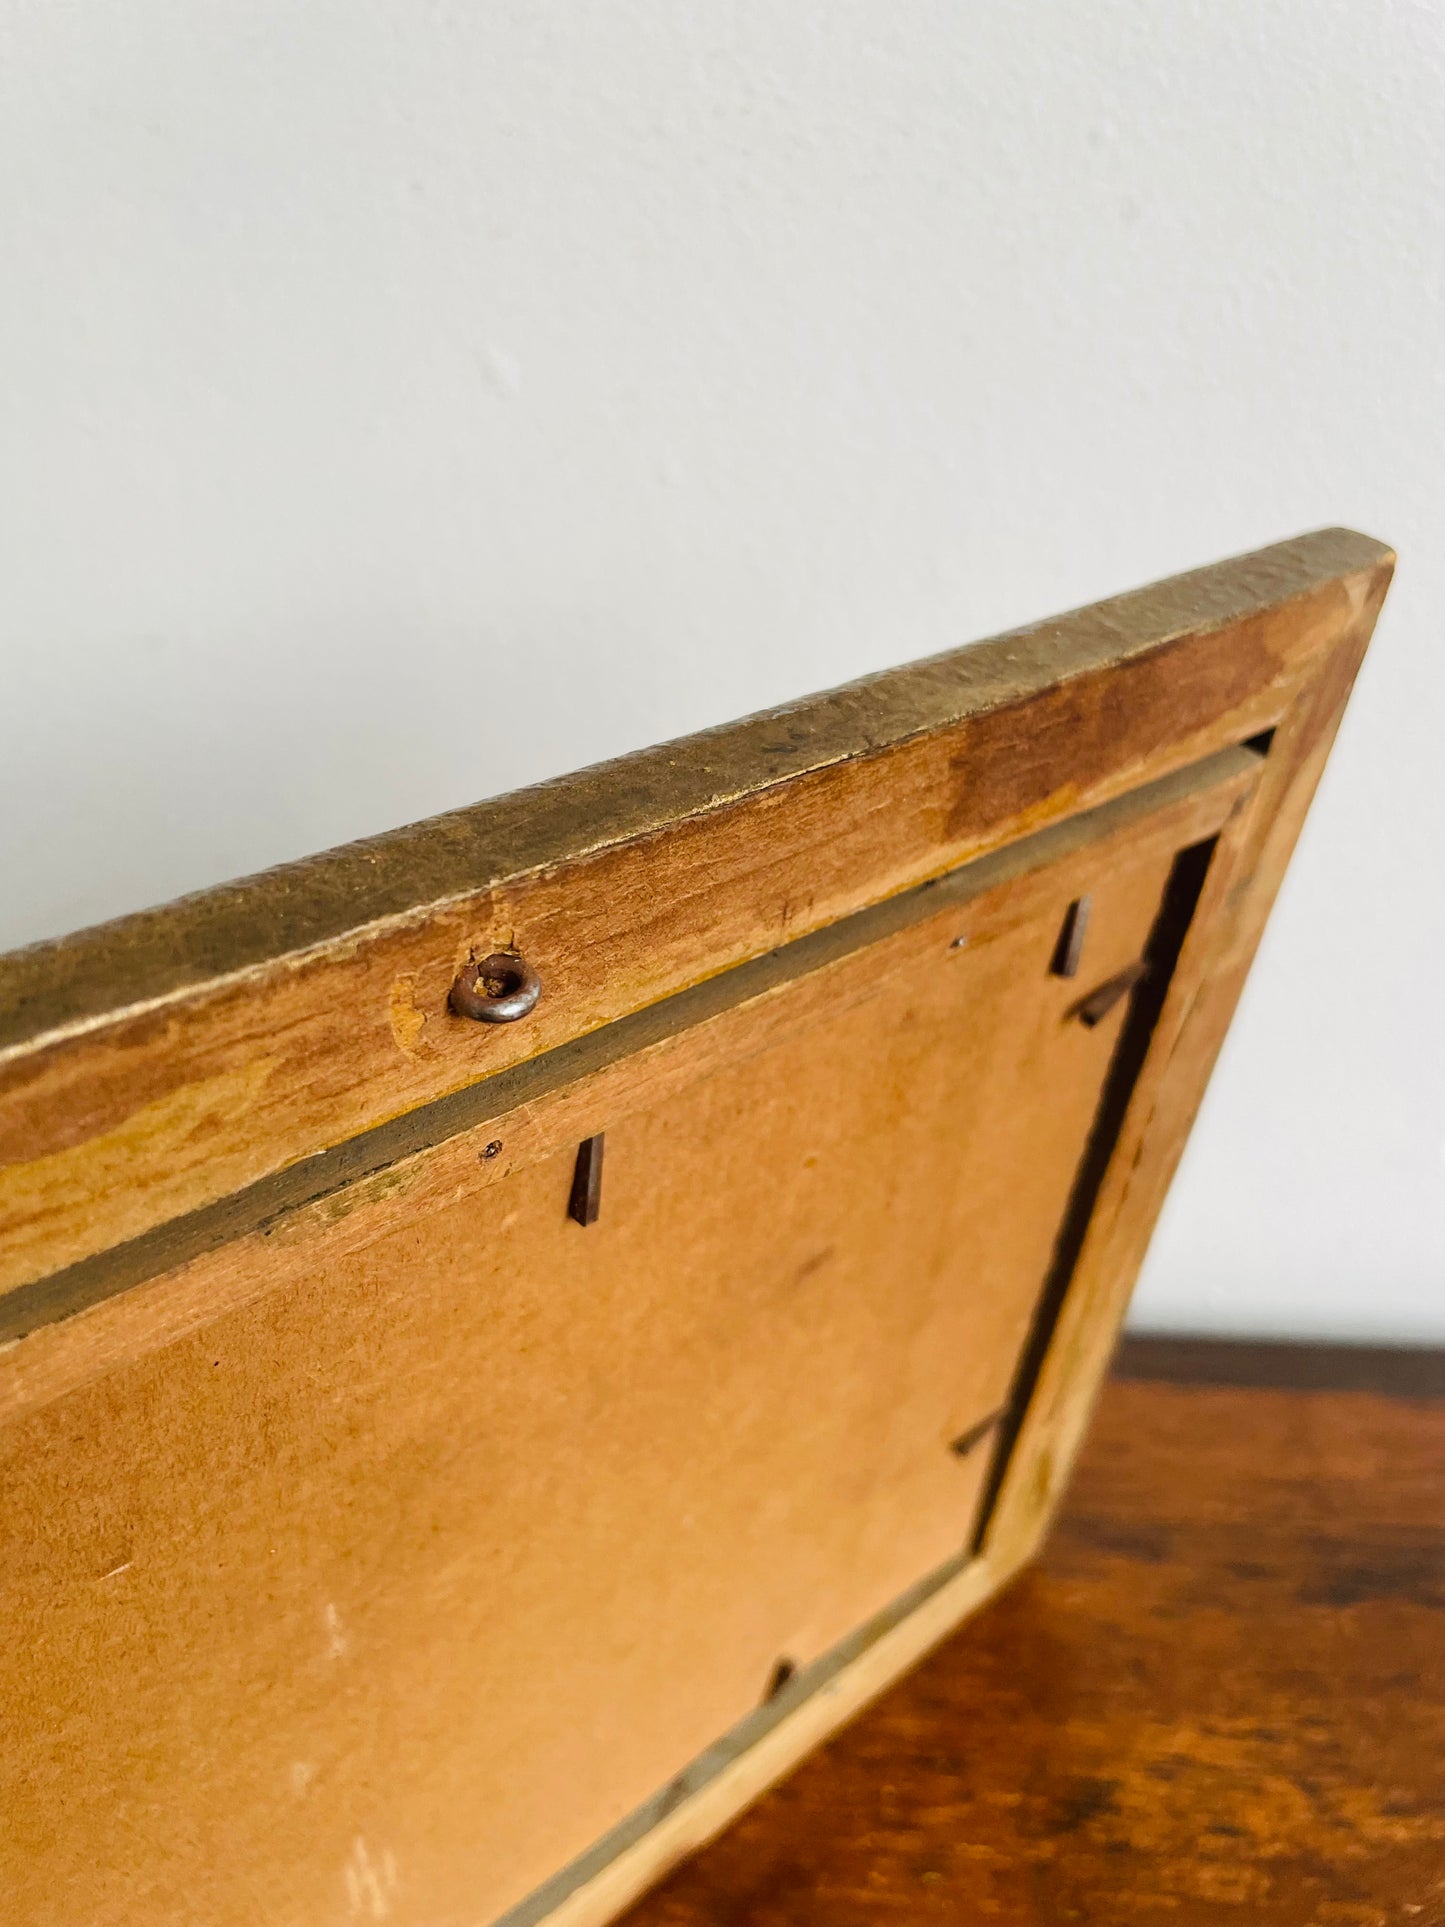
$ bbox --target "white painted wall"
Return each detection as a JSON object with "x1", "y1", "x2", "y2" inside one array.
[{"x1": 2, "y1": 2, "x2": 1441, "y2": 1341}]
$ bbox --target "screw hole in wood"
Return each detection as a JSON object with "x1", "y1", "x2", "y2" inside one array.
[{"x1": 450, "y1": 952, "x2": 542, "y2": 1024}]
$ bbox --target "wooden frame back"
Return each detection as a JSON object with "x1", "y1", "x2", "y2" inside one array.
[{"x1": 0, "y1": 528, "x2": 1393, "y2": 1927}]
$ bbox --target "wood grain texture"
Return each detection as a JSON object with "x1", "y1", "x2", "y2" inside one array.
[
  {"x1": 0, "y1": 532, "x2": 1398, "y2": 1927},
  {"x1": 980, "y1": 539, "x2": 1394, "y2": 1575},
  {"x1": 0, "y1": 757, "x2": 1250, "y2": 1419},
  {"x1": 0, "y1": 744, "x2": 1258, "y2": 1347},
  {"x1": 0, "y1": 529, "x2": 1392, "y2": 1301},
  {"x1": 0, "y1": 848, "x2": 1181, "y2": 1927},
  {"x1": 1117, "y1": 1333, "x2": 1445, "y2": 1398},
  {"x1": 619, "y1": 1361, "x2": 1445, "y2": 1927}
]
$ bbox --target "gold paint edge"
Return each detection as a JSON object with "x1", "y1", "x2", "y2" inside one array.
[{"x1": 0, "y1": 529, "x2": 1391, "y2": 1060}]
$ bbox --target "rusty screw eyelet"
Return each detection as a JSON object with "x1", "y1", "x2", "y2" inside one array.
[{"x1": 449, "y1": 952, "x2": 542, "y2": 1024}]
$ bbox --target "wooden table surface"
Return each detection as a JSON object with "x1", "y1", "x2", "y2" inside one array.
[{"x1": 622, "y1": 1340, "x2": 1445, "y2": 1927}]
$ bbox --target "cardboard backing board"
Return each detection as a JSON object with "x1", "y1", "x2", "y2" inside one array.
[{"x1": 0, "y1": 530, "x2": 1393, "y2": 1926}]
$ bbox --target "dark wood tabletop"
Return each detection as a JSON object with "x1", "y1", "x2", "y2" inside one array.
[{"x1": 622, "y1": 1338, "x2": 1445, "y2": 1927}]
